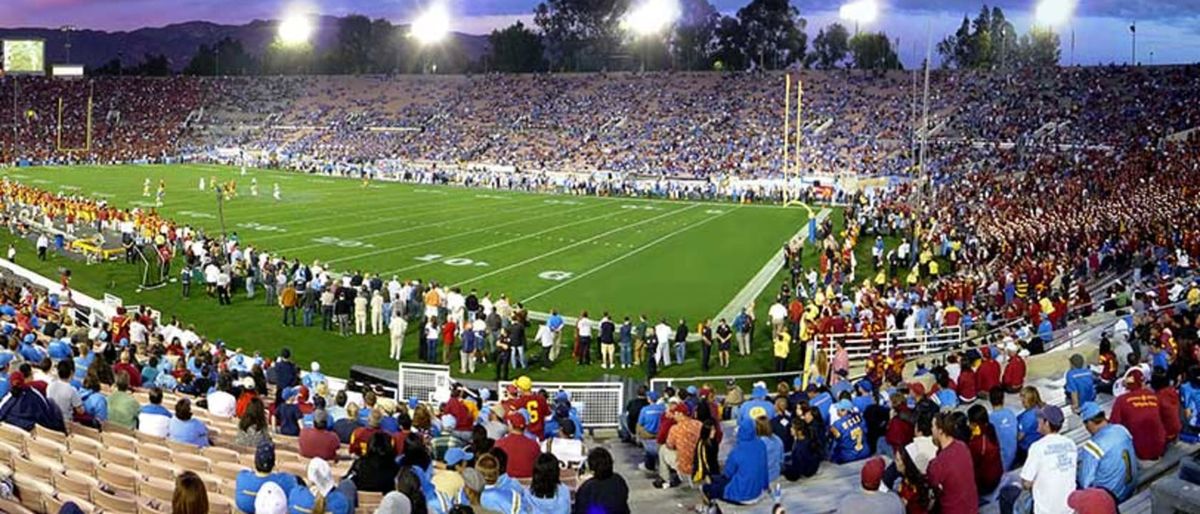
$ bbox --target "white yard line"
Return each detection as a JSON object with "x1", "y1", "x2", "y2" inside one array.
[
  {"x1": 711, "y1": 207, "x2": 831, "y2": 323},
  {"x1": 273, "y1": 199, "x2": 553, "y2": 254},
  {"x1": 449, "y1": 204, "x2": 701, "y2": 288},
  {"x1": 380, "y1": 203, "x2": 633, "y2": 275},
  {"x1": 328, "y1": 201, "x2": 608, "y2": 266},
  {"x1": 522, "y1": 206, "x2": 739, "y2": 303}
]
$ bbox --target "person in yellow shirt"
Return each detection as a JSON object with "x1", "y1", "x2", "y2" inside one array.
[
  {"x1": 928, "y1": 259, "x2": 940, "y2": 278},
  {"x1": 1187, "y1": 284, "x2": 1200, "y2": 310},
  {"x1": 773, "y1": 329, "x2": 791, "y2": 372}
]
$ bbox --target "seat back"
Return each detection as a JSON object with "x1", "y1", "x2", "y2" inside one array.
[{"x1": 91, "y1": 484, "x2": 138, "y2": 513}]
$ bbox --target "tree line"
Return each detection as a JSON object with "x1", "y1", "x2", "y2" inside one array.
[{"x1": 87, "y1": 2, "x2": 1061, "y2": 76}]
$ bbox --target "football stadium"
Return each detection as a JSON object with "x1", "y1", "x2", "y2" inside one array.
[{"x1": 0, "y1": 0, "x2": 1197, "y2": 513}]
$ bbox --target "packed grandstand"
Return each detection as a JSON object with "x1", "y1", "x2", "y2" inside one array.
[{"x1": 0, "y1": 26, "x2": 1197, "y2": 514}]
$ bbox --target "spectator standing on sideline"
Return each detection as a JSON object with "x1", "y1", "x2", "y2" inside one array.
[
  {"x1": 654, "y1": 319, "x2": 673, "y2": 367},
  {"x1": 576, "y1": 312, "x2": 593, "y2": 366},
  {"x1": 673, "y1": 319, "x2": 689, "y2": 364},
  {"x1": 700, "y1": 319, "x2": 713, "y2": 372},
  {"x1": 999, "y1": 405, "x2": 1076, "y2": 514},
  {"x1": 716, "y1": 318, "x2": 733, "y2": 368},
  {"x1": 279, "y1": 281, "x2": 298, "y2": 326},
  {"x1": 389, "y1": 309, "x2": 408, "y2": 360},
  {"x1": 600, "y1": 314, "x2": 616, "y2": 369},
  {"x1": 619, "y1": 317, "x2": 633, "y2": 369}
]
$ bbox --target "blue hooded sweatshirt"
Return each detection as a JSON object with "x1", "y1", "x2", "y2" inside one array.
[{"x1": 720, "y1": 417, "x2": 768, "y2": 503}]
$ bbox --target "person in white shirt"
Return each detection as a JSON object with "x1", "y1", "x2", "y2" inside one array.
[
  {"x1": 536, "y1": 323, "x2": 554, "y2": 369},
  {"x1": 206, "y1": 375, "x2": 237, "y2": 418},
  {"x1": 999, "y1": 405, "x2": 1076, "y2": 514},
  {"x1": 389, "y1": 310, "x2": 409, "y2": 360},
  {"x1": 36, "y1": 234, "x2": 49, "y2": 261},
  {"x1": 768, "y1": 301, "x2": 788, "y2": 335},
  {"x1": 576, "y1": 314, "x2": 593, "y2": 366},
  {"x1": 370, "y1": 290, "x2": 385, "y2": 335},
  {"x1": 654, "y1": 320, "x2": 673, "y2": 367},
  {"x1": 47, "y1": 361, "x2": 83, "y2": 424},
  {"x1": 354, "y1": 292, "x2": 369, "y2": 335}
]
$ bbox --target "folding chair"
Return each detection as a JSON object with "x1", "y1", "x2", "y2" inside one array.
[
  {"x1": 47, "y1": 493, "x2": 95, "y2": 514},
  {"x1": 64, "y1": 450, "x2": 101, "y2": 476},
  {"x1": 13, "y1": 475, "x2": 52, "y2": 513},
  {"x1": 54, "y1": 469, "x2": 99, "y2": 501},
  {"x1": 0, "y1": 422, "x2": 29, "y2": 451},
  {"x1": 68, "y1": 434, "x2": 104, "y2": 457},
  {"x1": 97, "y1": 463, "x2": 140, "y2": 495},
  {"x1": 32, "y1": 425, "x2": 68, "y2": 446},
  {"x1": 212, "y1": 460, "x2": 245, "y2": 483},
  {"x1": 138, "y1": 476, "x2": 175, "y2": 504},
  {"x1": 101, "y1": 431, "x2": 138, "y2": 453},
  {"x1": 69, "y1": 421, "x2": 102, "y2": 442},
  {"x1": 203, "y1": 446, "x2": 240, "y2": 465},
  {"x1": 0, "y1": 496, "x2": 35, "y2": 514},
  {"x1": 138, "y1": 442, "x2": 172, "y2": 461},
  {"x1": 358, "y1": 491, "x2": 384, "y2": 512},
  {"x1": 136, "y1": 458, "x2": 177, "y2": 481},
  {"x1": 28, "y1": 436, "x2": 68, "y2": 463},
  {"x1": 209, "y1": 494, "x2": 235, "y2": 514},
  {"x1": 90, "y1": 485, "x2": 138, "y2": 513},
  {"x1": 100, "y1": 446, "x2": 139, "y2": 469},
  {"x1": 14, "y1": 453, "x2": 61, "y2": 482},
  {"x1": 172, "y1": 451, "x2": 212, "y2": 473}
]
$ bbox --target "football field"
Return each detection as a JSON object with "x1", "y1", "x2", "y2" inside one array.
[{"x1": 3, "y1": 163, "x2": 826, "y2": 378}]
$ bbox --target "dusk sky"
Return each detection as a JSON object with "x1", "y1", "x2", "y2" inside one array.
[{"x1": 1, "y1": 0, "x2": 1197, "y2": 66}]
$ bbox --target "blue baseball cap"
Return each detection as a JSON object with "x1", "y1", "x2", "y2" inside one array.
[
  {"x1": 444, "y1": 447, "x2": 474, "y2": 467},
  {"x1": 647, "y1": 390, "x2": 660, "y2": 402},
  {"x1": 836, "y1": 399, "x2": 854, "y2": 412},
  {"x1": 855, "y1": 379, "x2": 874, "y2": 392},
  {"x1": 1079, "y1": 402, "x2": 1104, "y2": 421},
  {"x1": 793, "y1": 377, "x2": 804, "y2": 388},
  {"x1": 686, "y1": 386, "x2": 697, "y2": 396},
  {"x1": 751, "y1": 385, "x2": 768, "y2": 400},
  {"x1": 1037, "y1": 405, "x2": 1065, "y2": 426}
]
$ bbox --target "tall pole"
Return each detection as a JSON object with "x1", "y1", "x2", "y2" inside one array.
[
  {"x1": 919, "y1": 22, "x2": 932, "y2": 197},
  {"x1": 783, "y1": 73, "x2": 790, "y2": 202},
  {"x1": 1070, "y1": 28, "x2": 1075, "y2": 66},
  {"x1": 1130, "y1": 22, "x2": 1136, "y2": 65}
]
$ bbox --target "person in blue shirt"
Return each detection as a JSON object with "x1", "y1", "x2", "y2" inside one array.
[
  {"x1": 637, "y1": 391, "x2": 665, "y2": 470},
  {"x1": 18, "y1": 335, "x2": 45, "y2": 364},
  {"x1": 703, "y1": 416, "x2": 768, "y2": 505},
  {"x1": 1016, "y1": 386, "x2": 1044, "y2": 460},
  {"x1": 46, "y1": 338, "x2": 72, "y2": 362},
  {"x1": 851, "y1": 380, "x2": 875, "y2": 414},
  {"x1": 740, "y1": 383, "x2": 774, "y2": 425},
  {"x1": 287, "y1": 457, "x2": 350, "y2": 514},
  {"x1": 236, "y1": 442, "x2": 300, "y2": 513},
  {"x1": 1182, "y1": 366, "x2": 1200, "y2": 443},
  {"x1": 1065, "y1": 353, "x2": 1097, "y2": 412},
  {"x1": 1037, "y1": 318, "x2": 1053, "y2": 347},
  {"x1": 806, "y1": 383, "x2": 834, "y2": 429},
  {"x1": 1077, "y1": 402, "x2": 1138, "y2": 501},
  {"x1": 302, "y1": 362, "x2": 326, "y2": 390},
  {"x1": 0, "y1": 353, "x2": 13, "y2": 400},
  {"x1": 987, "y1": 388, "x2": 1019, "y2": 471},
  {"x1": 523, "y1": 453, "x2": 571, "y2": 514},
  {"x1": 80, "y1": 376, "x2": 107, "y2": 423},
  {"x1": 1149, "y1": 343, "x2": 1170, "y2": 372},
  {"x1": 477, "y1": 452, "x2": 524, "y2": 513},
  {"x1": 829, "y1": 400, "x2": 871, "y2": 464},
  {"x1": 933, "y1": 371, "x2": 959, "y2": 409},
  {"x1": 167, "y1": 398, "x2": 210, "y2": 448},
  {"x1": 276, "y1": 387, "x2": 304, "y2": 437}
]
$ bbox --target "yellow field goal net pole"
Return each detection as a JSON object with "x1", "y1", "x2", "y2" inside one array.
[
  {"x1": 784, "y1": 74, "x2": 808, "y2": 209},
  {"x1": 56, "y1": 81, "x2": 94, "y2": 154}
]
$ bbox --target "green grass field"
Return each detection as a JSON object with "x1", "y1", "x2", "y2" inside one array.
[{"x1": 4, "y1": 163, "x2": 821, "y2": 381}]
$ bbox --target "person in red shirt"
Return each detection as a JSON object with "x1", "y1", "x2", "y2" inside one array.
[
  {"x1": 443, "y1": 389, "x2": 475, "y2": 434},
  {"x1": 1001, "y1": 343, "x2": 1026, "y2": 393},
  {"x1": 975, "y1": 349, "x2": 1001, "y2": 394},
  {"x1": 1110, "y1": 369, "x2": 1167, "y2": 461},
  {"x1": 927, "y1": 411, "x2": 979, "y2": 514},
  {"x1": 349, "y1": 410, "x2": 383, "y2": 457},
  {"x1": 441, "y1": 319, "x2": 457, "y2": 365},
  {"x1": 1150, "y1": 370, "x2": 1182, "y2": 443},
  {"x1": 112, "y1": 350, "x2": 142, "y2": 388},
  {"x1": 508, "y1": 376, "x2": 549, "y2": 439},
  {"x1": 299, "y1": 410, "x2": 341, "y2": 461},
  {"x1": 957, "y1": 357, "x2": 978, "y2": 404},
  {"x1": 966, "y1": 405, "x2": 1003, "y2": 496},
  {"x1": 493, "y1": 412, "x2": 540, "y2": 479},
  {"x1": 884, "y1": 392, "x2": 915, "y2": 452}
]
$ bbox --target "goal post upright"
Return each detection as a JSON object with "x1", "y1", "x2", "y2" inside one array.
[{"x1": 784, "y1": 74, "x2": 807, "y2": 209}]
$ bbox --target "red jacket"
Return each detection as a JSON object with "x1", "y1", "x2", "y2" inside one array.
[
  {"x1": 1157, "y1": 387, "x2": 1182, "y2": 443},
  {"x1": 1001, "y1": 356, "x2": 1026, "y2": 391},
  {"x1": 976, "y1": 360, "x2": 1001, "y2": 394},
  {"x1": 885, "y1": 413, "x2": 915, "y2": 451},
  {"x1": 957, "y1": 368, "x2": 978, "y2": 402},
  {"x1": 968, "y1": 429, "x2": 1003, "y2": 495}
]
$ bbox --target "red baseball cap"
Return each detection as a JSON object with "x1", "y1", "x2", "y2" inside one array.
[
  {"x1": 505, "y1": 412, "x2": 527, "y2": 430},
  {"x1": 908, "y1": 382, "x2": 926, "y2": 397}
]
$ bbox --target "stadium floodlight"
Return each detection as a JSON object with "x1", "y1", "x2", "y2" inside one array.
[
  {"x1": 1035, "y1": 0, "x2": 1075, "y2": 27},
  {"x1": 278, "y1": 13, "x2": 314, "y2": 46},
  {"x1": 411, "y1": 4, "x2": 451, "y2": 45},
  {"x1": 621, "y1": 0, "x2": 681, "y2": 37},
  {"x1": 839, "y1": 0, "x2": 879, "y2": 28}
]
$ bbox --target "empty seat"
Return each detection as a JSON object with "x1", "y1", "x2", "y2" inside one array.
[
  {"x1": 46, "y1": 493, "x2": 95, "y2": 514},
  {"x1": 67, "y1": 435, "x2": 104, "y2": 457},
  {"x1": 172, "y1": 452, "x2": 212, "y2": 473},
  {"x1": 63, "y1": 450, "x2": 101, "y2": 476},
  {"x1": 204, "y1": 446, "x2": 240, "y2": 465},
  {"x1": 14, "y1": 454, "x2": 63, "y2": 482},
  {"x1": 101, "y1": 431, "x2": 138, "y2": 453},
  {"x1": 138, "y1": 442, "x2": 172, "y2": 461},
  {"x1": 0, "y1": 496, "x2": 36, "y2": 514},
  {"x1": 0, "y1": 423, "x2": 29, "y2": 451},
  {"x1": 32, "y1": 425, "x2": 68, "y2": 446},
  {"x1": 100, "y1": 446, "x2": 138, "y2": 469},
  {"x1": 97, "y1": 463, "x2": 140, "y2": 495},
  {"x1": 212, "y1": 461, "x2": 245, "y2": 483},
  {"x1": 91, "y1": 484, "x2": 138, "y2": 512},
  {"x1": 13, "y1": 474, "x2": 53, "y2": 513},
  {"x1": 69, "y1": 422, "x2": 102, "y2": 442},
  {"x1": 136, "y1": 458, "x2": 177, "y2": 481},
  {"x1": 55, "y1": 469, "x2": 99, "y2": 501},
  {"x1": 28, "y1": 436, "x2": 68, "y2": 463},
  {"x1": 138, "y1": 476, "x2": 175, "y2": 503}
]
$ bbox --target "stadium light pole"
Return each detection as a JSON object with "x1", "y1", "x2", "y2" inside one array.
[
  {"x1": 838, "y1": 0, "x2": 877, "y2": 35},
  {"x1": 410, "y1": 4, "x2": 451, "y2": 74},
  {"x1": 1035, "y1": 0, "x2": 1075, "y2": 65},
  {"x1": 621, "y1": 0, "x2": 681, "y2": 72}
]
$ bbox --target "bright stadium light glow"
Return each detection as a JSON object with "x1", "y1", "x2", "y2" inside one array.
[
  {"x1": 622, "y1": 0, "x2": 681, "y2": 36},
  {"x1": 839, "y1": 0, "x2": 879, "y2": 25},
  {"x1": 278, "y1": 13, "x2": 314, "y2": 46},
  {"x1": 411, "y1": 4, "x2": 451, "y2": 45},
  {"x1": 1035, "y1": 0, "x2": 1075, "y2": 27}
]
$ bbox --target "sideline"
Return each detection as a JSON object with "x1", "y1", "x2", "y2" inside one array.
[{"x1": 711, "y1": 207, "x2": 831, "y2": 324}]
